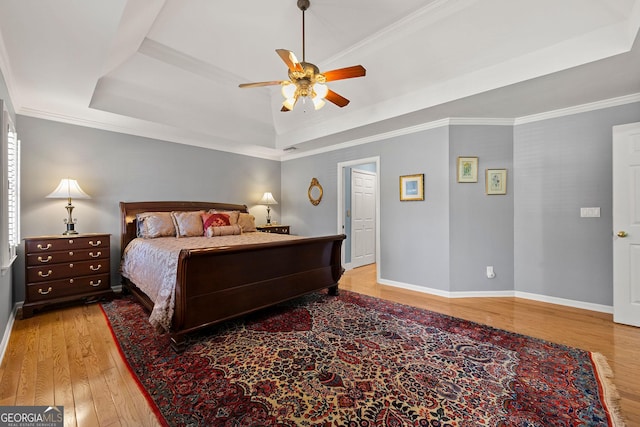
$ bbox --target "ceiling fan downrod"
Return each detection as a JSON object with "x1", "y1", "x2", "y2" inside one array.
[{"x1": 297, "y1": 0, "x2": 310, "y2": 62}]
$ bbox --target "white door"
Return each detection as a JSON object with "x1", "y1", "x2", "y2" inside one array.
[
  {"x1": 351, "y1": 169, "x2": 376, "y2": 268},
  {"x1": 613, "y1": 122, "x2": 640, "y2": 327}
]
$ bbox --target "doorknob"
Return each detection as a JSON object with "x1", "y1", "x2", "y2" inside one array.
[{"x1": 617, "y1": 231, "x2": 628, "y2": 238}]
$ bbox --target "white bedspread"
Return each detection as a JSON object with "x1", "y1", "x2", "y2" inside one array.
[{"x1": 120, "y1": 232, "x2": 303, "y2": 331}]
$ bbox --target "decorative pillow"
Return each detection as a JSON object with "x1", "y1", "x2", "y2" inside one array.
[
  {"x1": 208, "y1": 210, "x2": 240, "y2": 225},
  {"x1": 237, "y1": 212, "x2": 257, "y2": 232},
  {"x1": 205, "y1": 224, "x2": 242, "y2": 237},
  {"x1": 201, "y1": 212, "x2": 231, "y2": 230},
  {"x1": 136, "y1": 212, "x2": 176, "y2": 238},
  {"x1": 171, "y1": 211, "x2": 205, "y2": 237}
]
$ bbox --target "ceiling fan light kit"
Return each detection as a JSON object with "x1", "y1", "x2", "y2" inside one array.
[{"x1": 239, "y1": 0, "x2": 365, "y2": 112}]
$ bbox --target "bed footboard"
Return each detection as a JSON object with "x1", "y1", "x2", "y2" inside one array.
[{"x1": 169, "y1": 234, "x2": 345, "y2": 352}]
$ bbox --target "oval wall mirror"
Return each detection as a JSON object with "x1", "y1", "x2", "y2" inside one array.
[{"x1": 308, "y1": 178, "x2": 323, "y2": 206}]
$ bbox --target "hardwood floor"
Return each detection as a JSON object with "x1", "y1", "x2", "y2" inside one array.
[
  {"x1": 1, "y1": 263, "x2": 639, "y2": 426},
  {"x1": 0, "y1": 304, "x2": 160, "y2": 427}
]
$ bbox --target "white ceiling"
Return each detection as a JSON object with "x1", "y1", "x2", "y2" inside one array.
[{"x1": 0, "y1": 0, "x2": 639, "y2": 160}]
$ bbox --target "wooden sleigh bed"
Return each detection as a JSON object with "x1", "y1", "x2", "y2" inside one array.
[{"x1": 119, "y1": 201, "x2": 345, "y2": 352}]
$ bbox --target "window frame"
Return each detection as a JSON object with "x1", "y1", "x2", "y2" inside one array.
[{"x1": 1, "y1": 99, "x2": 20, "y2": 272}]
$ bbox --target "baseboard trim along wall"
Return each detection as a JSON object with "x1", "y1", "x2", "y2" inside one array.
[
  {"x1": 378, "y1": 278, "x2": 613, "y2": 314},
  {"x1": 0, "y1": 302, "x2": 21, "y2": 365}
]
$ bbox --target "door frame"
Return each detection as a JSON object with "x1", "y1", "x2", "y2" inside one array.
[{"x1": 337, "y1": 156, "x2": 381, "y2": 274}]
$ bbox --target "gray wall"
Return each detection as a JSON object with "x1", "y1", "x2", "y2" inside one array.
[
  {"x1": 7, "y1": 92, "x2": 639, "y2": 318},
  {"x1": 514, "y1": 102, "x2": 640, "y2": 305},
  {"x1": 14, "y1": 116, "x2": 281, "y2": 303},
  {"x1": 0, "y1": 69, "x2": 15, "y2": 343},
  {"x1": 449, "y1": 125, "x2": 514, "y2": 292},
  {"x1": 282, "y1": 126, "x2": 451, "y2": 290},
  {"x1": 282, "y1": 102, "x2": 639, "y2": 306}
]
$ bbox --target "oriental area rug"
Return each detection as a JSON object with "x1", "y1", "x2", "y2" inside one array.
[{"x1": 100, "y1": 291, "x2": 623, "y2": 426}]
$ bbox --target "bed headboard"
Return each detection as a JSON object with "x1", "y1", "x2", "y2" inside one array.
[{"x1": 119, "y1": 201, "x2": 249, "y2": 255}]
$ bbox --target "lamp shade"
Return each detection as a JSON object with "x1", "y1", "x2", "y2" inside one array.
[
  {"x1": 259, "y1": 192, "x2": 278, "y2": 205},
  {"x1": 46, "y1": 179, "x2": 90, "y2": 199}
]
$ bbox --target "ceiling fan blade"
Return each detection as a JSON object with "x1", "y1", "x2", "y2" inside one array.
[
  {"x1": 239, "y1": 80, "x2": 284, "y2": 88},
  {"x1": 325, "y1": 89, "x2": 350, "y2": 108},
  {"x1": 276, "y1": 49, "x2": 303, "y2": 72},
  {"x1": 323, "y1": 65, "x2": 366, "y2": 82}
]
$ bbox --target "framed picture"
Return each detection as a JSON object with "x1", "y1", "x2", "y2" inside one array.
[
  {"x1": 457, "y1": 156, "x2": 478, "y2": 182},
  {"x1": 485, "y1": 169, "x2": 507, "y2": 195},
  {"x1": 399, "y1": 174, "x2": 424, "y2": 201}
]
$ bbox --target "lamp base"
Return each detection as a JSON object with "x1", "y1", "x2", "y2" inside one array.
[
  {"x1": 62, "y1": 201, "x2": 79, "y2": 235},
  {"x1": 63, "y1": 223, "x2": 79, "y2": 235}
]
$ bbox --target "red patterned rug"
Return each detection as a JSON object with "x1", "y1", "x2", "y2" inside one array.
[{"x1": 101, "y1": 291, "x2": 623, "y2": 426}]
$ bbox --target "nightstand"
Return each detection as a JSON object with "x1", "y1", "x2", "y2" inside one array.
[
  {"x1": 22, "y1": 233, "x2": 114, "y2": 318},
  {"x1": 256, "y1": 225, "x2": 290, "y2": 235}
]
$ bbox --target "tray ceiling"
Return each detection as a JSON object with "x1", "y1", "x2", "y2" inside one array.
[{"x1": 0, "y1": 0, "x2": 639, "y2": 159}]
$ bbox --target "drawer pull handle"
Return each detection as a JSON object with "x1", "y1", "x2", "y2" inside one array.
[
  {"x1": 89, "y1": 251, "x2": 101, "y2": 258},
  {"x1": 68, "y1": 239, "x2": 74, "y2": 244},
  {"x1": 38, "y1": 287, "x2": 53, "y2": 295},
  {"x1": 69, "y1": 263, "x2": 74, "y2": 268},
  {"x1": 69, "y1": 279, "x2": 74, "y2": 284},
  {"x1": 37, "y1": 243, "x2": 52, "y2": 250},
  {"x1": 68, "y1": 251, "x2": 74, "y2": 256},
  {"x1": 90, "y1": 264, "x2": 102, "y2": 271},
  {"x1": 38, "y1": 270, "x2": 53, "y2": 278},
  {"x1": 89, "y1": 280, "x2": 102, "y2": 287},
  {"x1": 37, "y1": 256, "x2": 53, "y2": 263},
  {"x1": 89, "y1": 240, "x2": 101, "y2": 247}
]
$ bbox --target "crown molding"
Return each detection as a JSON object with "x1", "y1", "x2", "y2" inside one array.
[
  {"x1": 282, "y1": 118, "x2": 453, "y2": 160},
  {"x1": 19, "y1": 107, "x2": 283, "y2": 161},
  {"x1": 514, "y1": 93, "x2": 640, "y2": 125},
  {"x1": 448, "y1": 117, "x2": 514, "y2": 126},
  {"x1": 15, "y1": 92, "x2": 640, "y2": 163},
  {"x1": 284, "y1": 93, "x2": 640, "y2": 160},
  {"x1": 326, "y1": 0, "x2": 475, "y2": 65}
]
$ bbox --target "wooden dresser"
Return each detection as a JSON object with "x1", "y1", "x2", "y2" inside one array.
[{"x1": 23, "y1": 233, "x2": 113, "y2": 318}]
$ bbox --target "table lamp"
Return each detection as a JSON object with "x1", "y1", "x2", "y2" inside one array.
[
  {"x1": 47, "y1": 178, "x2": 90, "y2": 235},
  {"x1": 259, "y1": 192, "x2": 278, "y2": 225}
]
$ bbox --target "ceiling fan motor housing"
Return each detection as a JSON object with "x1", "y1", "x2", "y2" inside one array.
[{"x1": 288, "y1": 62, "x2": 324, "y2": 97}]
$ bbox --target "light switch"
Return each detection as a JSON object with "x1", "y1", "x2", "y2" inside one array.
[{"x1": 580, "y1": 207, "x2": 600, "y2": 218}]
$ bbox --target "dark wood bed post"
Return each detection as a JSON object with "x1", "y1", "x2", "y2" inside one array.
[{"x1": 120, "y1": 201, "x2": 346, "y2": 353}]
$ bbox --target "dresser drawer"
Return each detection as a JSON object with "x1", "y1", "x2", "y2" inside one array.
[
  {"x1": 26, "y1": 248, "x2": 108, "y2": 266},
  {"x1": 25, "y1": 236, "x2": 108, "y2": 253},
  {"x1": 26, "y1": 273, "x2": 110, "y2": 302},
  {"x1": 27, "y1": 259, "x2": 110, "y2": 283}
]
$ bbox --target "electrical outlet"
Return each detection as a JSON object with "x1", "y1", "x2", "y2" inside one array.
[{"x1": 486, "y1": 266, "x2": 495, "y2": 279}]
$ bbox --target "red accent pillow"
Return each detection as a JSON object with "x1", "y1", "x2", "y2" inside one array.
[{"x1": 201, "y1": 212, "x2": 231, "y2": 232}]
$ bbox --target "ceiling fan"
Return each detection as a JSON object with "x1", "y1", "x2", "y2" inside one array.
[{"x1": 238, "y1": 0, "x2": 366, "y2": 112}]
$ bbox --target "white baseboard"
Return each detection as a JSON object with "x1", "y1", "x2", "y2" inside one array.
[
  {"x1": 377, "y1": 278, "x2": 613, "y2": 314},
  {"x1": 0, "y1": 302, "x2": 21, "y2": 365},
  {"x1": 514, "y1": 291, "x2": 613, "y2": 314}
]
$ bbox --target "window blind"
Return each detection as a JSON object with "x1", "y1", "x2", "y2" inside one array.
[
  {"x1": 1, "y1": 102, "x2": 20, "y2": 270},
  {"x1": 7, "y1": 126, "x2": 19, "y2": 252}
]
